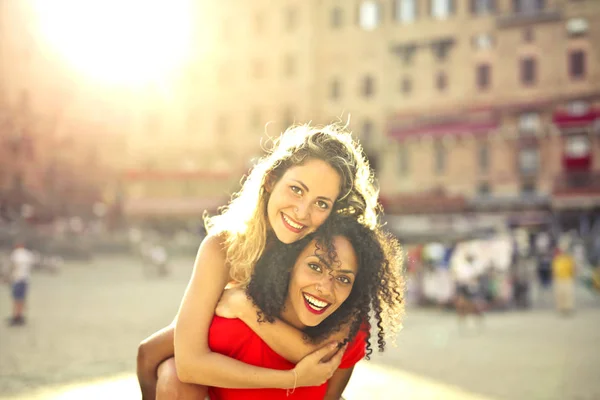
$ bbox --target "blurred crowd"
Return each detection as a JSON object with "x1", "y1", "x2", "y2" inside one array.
[{"x1": 405, "y1": 229, "x2": 600, "y2": 315}]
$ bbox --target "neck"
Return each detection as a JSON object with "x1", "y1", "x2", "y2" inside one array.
[{"x1": 280, "y1": 298, "x2": 305, "y2": 330}]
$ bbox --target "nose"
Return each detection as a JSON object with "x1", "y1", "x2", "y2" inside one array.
[
  {"x1": 316, "y1": 273, "x2": 334, "y2": 296},
  {"x1": 294, "y1": 200, "x2": 310, "y2": 220}
]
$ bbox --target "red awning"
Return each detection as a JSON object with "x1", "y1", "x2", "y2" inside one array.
[{"x1": 552, "y1": 108, "x2": 600, "y2": 128}]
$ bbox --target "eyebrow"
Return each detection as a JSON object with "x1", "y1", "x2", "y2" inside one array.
[
  {"x1": 291, "y1": 179, "x2": 334, "y2": 203},
  {"x1": 313, "y1": 255, "x2": 356, "y2": 275}
]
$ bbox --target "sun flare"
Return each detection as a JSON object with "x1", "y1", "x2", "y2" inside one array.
[{"x1": 30, "y1": 0, "x2": 194, "y2": 87}]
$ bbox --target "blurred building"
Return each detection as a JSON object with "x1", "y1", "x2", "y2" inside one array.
[
  {"x1": 2, "y1": 0, "x2": 599, "y2": 236},
  {"x1": 184, "y1": 0, "x2": 600, "y2": 239}
]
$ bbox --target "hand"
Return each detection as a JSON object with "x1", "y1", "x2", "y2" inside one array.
[
  {"x1": 293, "y1": 342, "x2": 347, "y2": 387},
  {"x1": 215, "y1": 286, "x2": 251, "y2": 320}
]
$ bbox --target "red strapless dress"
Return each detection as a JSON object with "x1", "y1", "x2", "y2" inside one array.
[{"x1": 207, "y1": 315, "x2": 367, "y2": 400}]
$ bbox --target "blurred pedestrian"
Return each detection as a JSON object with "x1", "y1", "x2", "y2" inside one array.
[
  {"x1": 512, "y1": 249, "x2": 534, "y2": 309},
  {"x1": 535, "y1": 231, "x2": 553, "y2": 292},
  {"x1": 552, "y1": 247, "x2": 576, "y2": 316},
  {"x1": 149, "y1": 244, "x2": 169, "y2": 277},
  {"x1": 7, "y1": 242, "x2": 35, "y2": 326},
  {"x1": 452, "y1": 252, "x2": 484, "y2": 330}
]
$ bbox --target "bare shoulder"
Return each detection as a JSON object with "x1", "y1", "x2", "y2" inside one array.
[
  {"x1": 194, "y1": 233, "x2": 229, "y2": 271},
  {"x1": 199, "y1": 233, "x2": 227, "y2": 255}
]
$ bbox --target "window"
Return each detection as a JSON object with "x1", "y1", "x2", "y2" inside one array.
[
  {"x1": 436, "y1": 71, "x2": 447, "y2": 91},
  {"x1": 431, "y1": 39, "x2": 454, "y2": 62},
  {"x1": 477, "y1": 64, "x2": 491, "y2": 90},
  {"x1": 394, "y1": 0, "x2": 417, "y2": 23},
  {"x1": 513, "y1": 0, "x2": 545, "y2": 13},
  {"x1": 400, "y1": 77, "x2": 412, "y2": 95},
  {"x1": 478, "y1": 141, "x2": 490, "y2": 173},
  {"x1": 331, "y1": 7, "x2": 343, "y2": 28},
  {"x1": 393, "y1": 43, "x2": 417, "y2": 65},
  {"x1": 518, "y1": 112, "x2": 540, "y2": 133},
  {"x1": 520, "y1": 57, "x2": 536, "y2": 85},
  {"x1": 330, "y1": 78, "x2": 341, "y2": 100},
  {"x1": 472, "y1": 33, "x2": 494, "y2": 50},
  {"x1": 434, "y1": 140, "x2": 446, "y2": 174},
  {"x1": 569, "y1": 50, "x2": 586, "y2": 79},
  {"x1": 359, "y1": 1, "x2": 381, "y2": 30},
  {"x1": 285, "y1": 6, "x2": 297, "y2": 31},
  {"x1": 566, "y1": 18, "x2": 589, "y2": 37},
  {"x1": 430, "y1": 0, "x2": 454, "y2": 20},
  {"x1": 283, "y1": 54, "x2": 295, "y2": 77},
  {"x1": 471, "y1": 0, "x2": 495, "y2": 15},
  {"x1": 362, "y1": 75, "x2": 375, "y2": 97},
  {"x1": 518, "y1": 147, "x2": 540, "y2": 174},
  {"x1": 398, "y1": 144, "x2": 410, "y2": 175}
]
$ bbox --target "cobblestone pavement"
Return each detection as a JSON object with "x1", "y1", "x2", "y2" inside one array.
[{"x1": 1, "y1": 256, "x2": 599, "y2": 399}]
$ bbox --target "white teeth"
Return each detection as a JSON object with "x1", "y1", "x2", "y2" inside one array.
[
  {"x1": 303, "y1": 293, "x2": 329, "y2": 310},
  {"x1": 283, "y1": 214, "x2": 304, "y2": 230}
]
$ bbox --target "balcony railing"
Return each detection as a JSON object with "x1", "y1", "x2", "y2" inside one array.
[
  {"x1": 496, "y1": 7, "x2": 562, "y2": 28},
  {"x1": 553, "y1": 171, "x2": 600, "y2": 195}
]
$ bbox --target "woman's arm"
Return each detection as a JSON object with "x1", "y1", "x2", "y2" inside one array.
[
  {"x1": 174, "y1": 235, "x2": 341, "y2": 388},
  {"x1": 137, "y1": 321, "x2": 176, "y2": 400},
  {"x1": 216, "y1": 287, "x2": 349, "y2": 363},
  {"x1": 323, "y1": 367, "x2": 355, "y2": 400}
]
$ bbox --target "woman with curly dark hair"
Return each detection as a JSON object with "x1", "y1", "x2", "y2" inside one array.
[{"x1": 202, "y1": 214, "x2": 404, "y2": 399}]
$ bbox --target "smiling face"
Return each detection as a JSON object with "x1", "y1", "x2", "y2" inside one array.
[
  {"x1": 266, "y1": 158, "x2": 341, "y2": 244},
  {"x1": 282, "y1": 235, "x2": 358, "y2": 329}
]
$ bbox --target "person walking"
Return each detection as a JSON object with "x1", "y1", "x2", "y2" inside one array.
[
  {"x1": 552, "y1": 247, "x2": 576, "y2": 316},
  {"x1": 7, "y1": 241, "x2": 35, "y2": 326}
]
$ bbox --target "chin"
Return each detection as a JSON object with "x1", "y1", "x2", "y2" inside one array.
[
  {"x1": 273, "y1": 231, "x2": 296, "y2": 244},
  {"x1": 273, "y1": 225, "x2": 306, "y2": 244}
]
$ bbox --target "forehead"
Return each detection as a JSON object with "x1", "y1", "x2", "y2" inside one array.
[
  {"x1": 301, "y1": 236, "x2": 358, "y2": 273},
  {"x1": 281, "y1": 159, "x2": 341, "y2": 197}
]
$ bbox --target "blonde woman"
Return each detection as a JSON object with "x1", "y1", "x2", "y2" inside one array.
[{"x1": 137, "y1": 124, "x2": 386, "y2": 399}]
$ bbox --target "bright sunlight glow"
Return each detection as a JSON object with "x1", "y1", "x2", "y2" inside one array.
[{"x1": 30, "y1": 0, "x2": 194, "y2": 87}]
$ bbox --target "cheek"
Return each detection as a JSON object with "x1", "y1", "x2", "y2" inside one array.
[
  {"x1": 293, "y1": 270, "x2": 312, "y2": 289},
  {"x1": 312, "y1": 210, "x2": 332, "y2": 226}
]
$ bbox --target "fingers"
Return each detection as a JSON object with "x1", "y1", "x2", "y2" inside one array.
[
  {"x1": 309, "y1": 342, "x2": 339, "y2": 360},
  {"x1": 329, "y1": 344, "x2": 347, "y2": 367}
]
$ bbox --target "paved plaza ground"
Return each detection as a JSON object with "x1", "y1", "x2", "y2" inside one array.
[{"x1": 1, "y1": 255, "x2": 599, "y2": 399}]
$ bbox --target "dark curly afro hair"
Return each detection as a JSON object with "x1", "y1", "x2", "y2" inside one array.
[{"x1": 246, "y1": 214, "x2": 404, "y2": 358}]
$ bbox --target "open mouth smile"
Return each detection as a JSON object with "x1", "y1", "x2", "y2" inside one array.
[
  {"x1": 302, "y1": 292, "x2": 331, "y2": 315},
  {"x1": 281, "y1": 213, "x2": 306, "y2": 233}
]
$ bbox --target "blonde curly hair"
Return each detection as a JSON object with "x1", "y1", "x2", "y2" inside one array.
[{"x1": 204, "y1": 122, "x2": 382, "y2": 284}]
